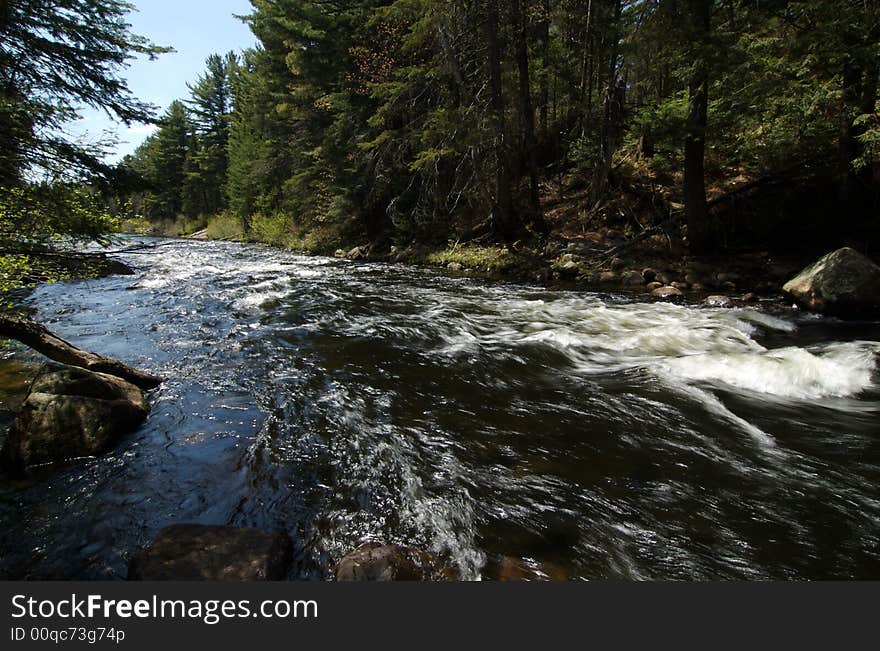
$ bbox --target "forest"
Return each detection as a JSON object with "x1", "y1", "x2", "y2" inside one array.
[
  {"x1": 110, "y1": 0, "x2": 880, "y2": 266},
  {"x1": 1, "y1": 1, "x2": 878, "y2": 277},
  {"x1": 3, "y1": 0, "x2": 880, "y2": 586}
]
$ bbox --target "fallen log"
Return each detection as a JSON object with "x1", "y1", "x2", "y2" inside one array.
[{"x1": 0, "y1": 313, "x2": 162, "y2": 390}]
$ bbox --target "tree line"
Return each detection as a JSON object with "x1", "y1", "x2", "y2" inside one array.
[{"x1": 3, "y1": 1, "x2": 879, "y2": 263}]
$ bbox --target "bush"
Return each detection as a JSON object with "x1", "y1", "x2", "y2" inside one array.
[
  {"x1": 247, "y1": 212, "x2": 295, "y2": 246},
  {"x1": 205, "y1": 213, "x2": 245, "y2": 240}
]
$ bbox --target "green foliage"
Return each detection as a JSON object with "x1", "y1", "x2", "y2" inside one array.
[
  {"x1": 205, "y1": 213, "x2": 245, "y2": 241},
  {"x1": 0, "y1": 0, "x2": 169, "y2": 184},
  {"x1": 0, "y1": 185, "x2": 118, "y2": 245},
  {"x1": 247, "y1": 212, "x2": 297, "y2": 247},
  {"x1": 109, "y1": 0, "x2": 880, "y2": 252},
  {"x1": 426, "y1": 245, "x2": 518, "y2": 274},
  {"x1": 0, "y1": 184, "x2": 119, "y2": 303},
  {"x1": 0, "y1": 254, "x2": 32, "y2": 303}
]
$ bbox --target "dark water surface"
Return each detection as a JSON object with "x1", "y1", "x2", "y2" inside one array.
[{"x1": 1, "y1": 239, "x2": 879, "y2": 580}]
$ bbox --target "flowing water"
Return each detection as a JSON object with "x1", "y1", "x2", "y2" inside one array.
[{"x1": 1, "y1": 238, "x2": 879, "y2": 580}]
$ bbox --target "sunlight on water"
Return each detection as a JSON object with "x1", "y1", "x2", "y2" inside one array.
[{"x1": 1, "y1": 239, "x2": 878, "y2": 580}]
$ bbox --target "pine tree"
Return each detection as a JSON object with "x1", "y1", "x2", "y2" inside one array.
[
  {"x1": 186, "y1": 53, "x2": 237, "y2": 215},
  {"x1": 0, "y1": 0, "x2": 168, "y2": 184}
]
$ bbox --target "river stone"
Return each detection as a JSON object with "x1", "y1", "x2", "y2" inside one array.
[
  {"x1": 783, "y1": 247, "x2": 880, "y2": 317},
  {"x1": 642, "y1": 268, "x2": 658, "y2": 283},
  {"x1": 0, "y1": 366, "x2": 148, "y2": 473},
  {"x1": 652, "y1": 285, "x2": 683, "y2": 299},
  {"x1": 335, "y1": 543, "x2": 442, "y2": 581},
  {"x1": 646, "y1": 281, "x2": 663, "y2": 292},
  {"x1": 556, "y1": 260, "x2": 580, "y2": 276},
  {"x1": 101, "y1": 258, "x2": 136, "y2": 276},
  {"x1": 347, "y1": 246, "x2": 367, "y2": 260},
  {"x1": 620, "y1": 270, "x2": 644, "y2": 286},
  {"x1": 494, "y1": 556, "x2": 569, "y2": 582},
  {"x1": 705, "y1": 295, "x2": 734, "y2": 308},
  {"x1": 128, "y1": 525, "x2": 293, "y2": 581}
]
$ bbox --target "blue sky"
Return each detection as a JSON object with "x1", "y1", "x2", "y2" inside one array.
[{"x1": 70, "y1": 0, "x2": 257, "y2": 163}]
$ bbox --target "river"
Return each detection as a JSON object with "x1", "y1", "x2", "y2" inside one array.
[{"x1": 1, "y1": 238, "x2": 879, "y2": 580}]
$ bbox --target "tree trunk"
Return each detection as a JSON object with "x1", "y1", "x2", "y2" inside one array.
[
  {"x1": 487, "y1": 2, "x2": 517, "y2": 240},
  {"x1": 591, "y1": 0, "x2": 623, "y2": 203},
  {"x1": 838, "y1": 59, "x2": 878, "y2": 226},
  {"x1": 0, "y1": 314, "x2": 163, "y2": 390},
  {"x1": 538, "y1": 12, "x2": 551, "y2": 143},
  {"x1": 683, "y1": 0, "x2": 713, "y2": 254},
  {"x1": 514, "y1": 0, "x2": 547, "y2": 235}
]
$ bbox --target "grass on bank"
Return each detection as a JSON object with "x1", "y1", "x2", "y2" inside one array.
[
  {"x1": 119, "y1": 212, "x2": 528, "y2": 279},
  {"x1": 425, "y1": 245, "x2": 519, "y2": 273}
]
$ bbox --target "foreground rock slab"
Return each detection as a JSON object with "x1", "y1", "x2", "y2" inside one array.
[
  {"x1": 335, "y1": 543, "x2": 444, "y2": 581},
  {"x1": 783, "y1": 247, "x2": 880, "y2": 317},
  {"x1": 0, "y1": 366, "x2": 148, "y2": 473},
  {"x1": 128, "y1": 525, "x2": 294, "y2": 581}
]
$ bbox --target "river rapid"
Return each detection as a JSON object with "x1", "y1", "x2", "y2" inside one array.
[{"x1": 1, "y1": 238, "x2": 879, "y2": 580}]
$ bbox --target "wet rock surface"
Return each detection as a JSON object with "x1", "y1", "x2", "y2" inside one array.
[
  {"x1": 0, "y1": 366, "x2": 148, "y2": 473},
  {"x1": 335, "y1": 543, "x2": 445, "y2": 581},
  {"x1": 652, "y1": 285, "x2": 684, "y2": 299},
  {"x1": 783, "y1": 247, "x2": 880, "y2": 318},
  {"x1": 705, "y1": 295, "x2": 735, "y2": 308},
  {"x1": 491, "y1": 556, "x2": 569, "y2": 582},
  {"x1": 128, "y1": 525, "x2": 293, "y2": 581}
]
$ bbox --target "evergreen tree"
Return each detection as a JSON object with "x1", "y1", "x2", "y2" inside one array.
[
  {"x1": 0, "y1": 0, "x2": 168, "y2": 184},
  {"x1": 186, "y1": 52, "x2": 238, "y2": 216}
]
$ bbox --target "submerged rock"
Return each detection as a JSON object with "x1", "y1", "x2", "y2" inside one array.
[
  {"x1": 0, "y1": 366, "x2": 148, "y2": 473},
  {"x1": 335, "y1": 543, "x2": 443, "y2": 581},
  {"x1": 783, "y1": 247, "x2": 880, "y2": 317},
  {"x1": 493, "y1": 556, "x2": 569, "y2": 582},
  {"x1": 128, "y1": 524, "x2": 293, "y2": 581}
]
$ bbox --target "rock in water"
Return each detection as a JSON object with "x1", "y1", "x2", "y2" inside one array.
[
  {"x1": 335, "y1": 543, "x2": 442, "y2": 581},
  {"x1": 705, "y1": 295, "x2": 734, "y2": 308},
  {"x1": 494, "y1": 556, "x2": 569, "y2": 581},
  {"x1": 128, "y1": 525, "x2": 293, "y2": 581},
  {"x1": 0, "y1": 366, "x2": 148, "y2": 473},
  {"x1": 652, "y1": 285, "x2": 684, "y2": 299},
  {"x1": 783, "y1": 248, "x2": 880, "y2": 317}
]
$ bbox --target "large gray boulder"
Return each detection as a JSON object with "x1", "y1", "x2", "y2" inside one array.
[
  {"x1": 783, "y1": 248, "x2": 880, "y2": 317},
  {"x1": 0, "y1": 366, "x2": 148, "y2": 473},
  {"x1": 335, "y1": 543, "x2": 444, "y2": 581},
  {"x1": 128, "y1": 525, "x2": 293, "y2": 581}
]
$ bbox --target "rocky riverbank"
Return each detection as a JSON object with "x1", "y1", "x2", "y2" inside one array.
[{"x1": 328, "y1": 237, "x2": 806, "y2": 311}]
